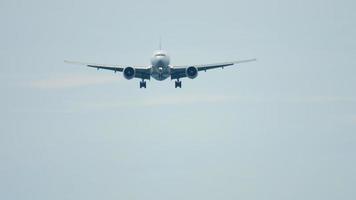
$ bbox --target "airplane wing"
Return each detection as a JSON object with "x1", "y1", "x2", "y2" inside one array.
[
  {"x1": 64, "y1": 60, "x2": 151, "y2": 80},
  {"x1": 170, "y1": 59, "x2": 256, "y2": 79}
]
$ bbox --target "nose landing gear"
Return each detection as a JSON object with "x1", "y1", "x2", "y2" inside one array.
[
  {"x1": 140, "y1": 80, "x2": 146, "y2": 88},
  {"x1": 175, "y1": 80, "x2": 182, "y2": 88}
]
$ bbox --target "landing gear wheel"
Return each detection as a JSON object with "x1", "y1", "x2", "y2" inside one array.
[
  {"x1": 175, "y1": 80, "x2": 182, "y2": 88},
  {"x1": 140, "y1": 81, "x2": 146, "y2": 88}
]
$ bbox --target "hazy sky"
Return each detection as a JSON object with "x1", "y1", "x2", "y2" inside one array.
[{"x1": 1, "y1": 0, "x2": 355, "y2": 199}]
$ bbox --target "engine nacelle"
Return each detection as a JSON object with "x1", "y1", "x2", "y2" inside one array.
[
  {"x1": 123, "y1": 67, "x2": 135, "y2": 80},
  {"x1": 186, "y1": 66, "x2": 198, "y2": 79}
]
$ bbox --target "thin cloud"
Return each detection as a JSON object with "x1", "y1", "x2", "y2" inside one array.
[
  {"x1": 81, "y1": 94, "x2": 239, "y2": 110},
  {"x1": 79, "y1": 94, "x2": 356, "y2": 111},
  {"x1": 141, "y1": 94, "x2": 237, "y2": 106},
  {"x1": 351, "y1": 115, "x2": 356, "y2": 124},
  {"x1": 290, "y1": 96, "x2": 356, "y2": 104},
  {"x1": 29, "y1": 74, "x2": 119, "y2": 89}
]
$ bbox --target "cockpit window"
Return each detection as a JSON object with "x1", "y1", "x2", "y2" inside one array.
[{"x1": 156, "y1": 53, "x2": 166, "y2": 56}]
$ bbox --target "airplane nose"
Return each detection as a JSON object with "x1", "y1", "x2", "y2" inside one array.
[{"x1": 157, "y1": 59, "x2": 164, "y2": 66}]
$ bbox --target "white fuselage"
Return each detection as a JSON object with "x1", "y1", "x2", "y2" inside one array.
[{"x1": 150, "y1": 50, "x2": 171, "y2": 81}]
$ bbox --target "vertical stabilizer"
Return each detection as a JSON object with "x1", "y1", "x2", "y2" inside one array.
[{"x1": 159, "y1": 37, "x2": 162, "y2": 50}]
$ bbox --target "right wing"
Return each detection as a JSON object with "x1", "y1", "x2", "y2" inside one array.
[
  {"x1": 64, "y1": 60, "x2": 151, "y2": 80},
  {"x1": 171, "y1": 59, "x2": 256, "y2": 79},
  {"x1": 195, "y1": 59, "x2": 257, "y2": 71}
]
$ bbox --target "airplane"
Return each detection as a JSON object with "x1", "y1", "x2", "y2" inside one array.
[{"x1": 65, "y1": 45, "x2": 256, "y2": 88}]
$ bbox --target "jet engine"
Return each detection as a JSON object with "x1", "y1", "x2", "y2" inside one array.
[
  {"x1": 123, "y1": 67, "x2": 135, "y2": 80},
  {"x1": 186, "y1": 66, "x2": 198, "y2": 79}
]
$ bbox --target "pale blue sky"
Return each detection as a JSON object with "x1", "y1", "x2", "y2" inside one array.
[{"x1": 1, "y1": 0, "x2": 356, "y2": 199}]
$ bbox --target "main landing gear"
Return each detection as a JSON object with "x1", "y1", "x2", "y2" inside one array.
[
  {"x1": 139, "y1": 80, "x2": 146, "y2": 88},
  {"x1": 139, "y1": 80, "x2": 182, "y2": 88},
  {"x1": 175, "y1": 80, "x2": 182, "y2": 88}
]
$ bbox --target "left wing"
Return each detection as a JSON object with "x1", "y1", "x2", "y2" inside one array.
[
  {"x1": 170, "y1": 59, "x2": 256, "y2": 79},
  {"x1": 64, "y1": 60, "x2": 151, "y2": 80}
]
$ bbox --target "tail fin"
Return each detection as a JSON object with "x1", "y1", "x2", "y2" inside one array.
[{"x1": 159, "y1": 37, "x2": 162, "y2": 50}]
